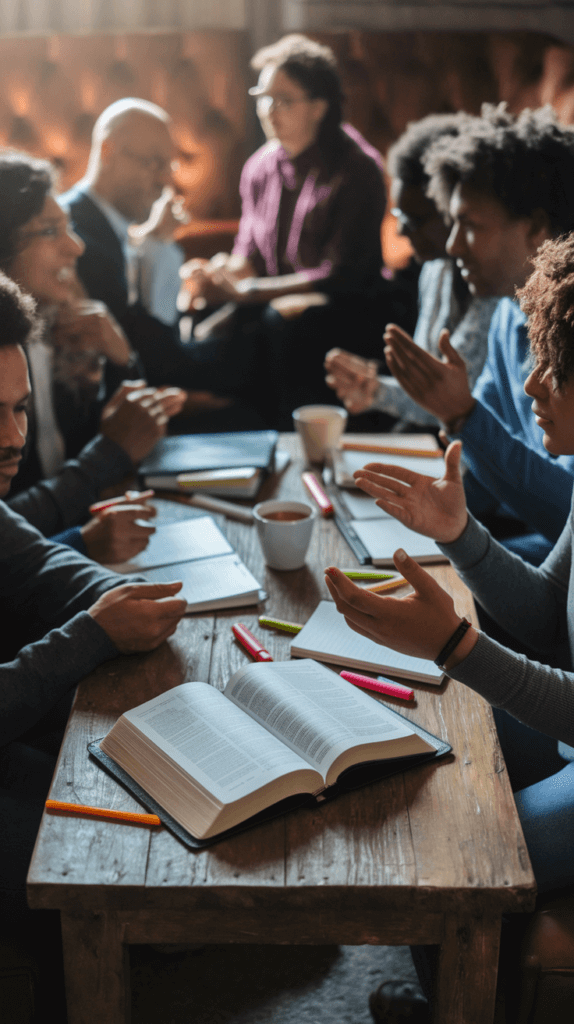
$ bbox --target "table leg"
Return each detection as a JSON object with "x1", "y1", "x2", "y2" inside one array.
[
  {"x1": 61, "y1": 911, "x2": 130, "y2": 1024},
  {"x1": 433, "y1": 913, "x2": 501, "y2": 1024}
]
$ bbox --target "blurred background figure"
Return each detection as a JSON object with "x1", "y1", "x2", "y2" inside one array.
[
  {"x1": 179, "y1": 34, "x2": 390, "y2": 428},
  {"x1": 0, "y1": 149, "x2": 185, "y2": 563}
]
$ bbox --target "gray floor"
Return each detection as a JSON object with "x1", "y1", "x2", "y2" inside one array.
[{"x1": 131, "y1": 943, "x2": 420, "y2": 1024}]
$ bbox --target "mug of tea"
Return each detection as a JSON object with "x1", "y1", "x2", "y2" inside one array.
[
  {"x1": 292, "y1": 404, "x2": 348, "y2": 464},
  {"x1": 253, "y1": 500, "x2": 317, "y2": 571}
]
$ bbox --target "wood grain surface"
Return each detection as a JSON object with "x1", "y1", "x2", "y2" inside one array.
[{"x1": 27, "y1": 435, "x2": 536, "y2": 1024}]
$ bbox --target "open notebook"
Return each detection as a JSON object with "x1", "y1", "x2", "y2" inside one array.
[
  {"x1": 291, "y1": 600, "x2": 445, "y2": 685},
  {"x1": 333, "y1": 433, "x2": 444, "y2": 489},
  {"x1": 107, "y1": 516, "x2": 264, "y2": 613}
]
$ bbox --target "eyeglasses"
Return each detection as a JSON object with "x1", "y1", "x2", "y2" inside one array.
[
  {"x1": 254, "y1": 94, "x2": 311, "y2": 116},
  {"x1": 120, "y1": 149, "x2": 179, "y2": 174},
  {"x1": 390, "y1": 208, "x2": 435, "y2": 233}
]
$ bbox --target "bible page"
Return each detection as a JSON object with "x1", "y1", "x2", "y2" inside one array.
[
  {"x1": 105, "y1": 683, "x2": 320, "y2": 805},
  {"x1": 225, "y1": 659, "x2": 423, "y2": 784}
]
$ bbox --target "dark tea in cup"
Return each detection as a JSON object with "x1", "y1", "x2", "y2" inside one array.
[{"x1": 262, "y1": 510, "x2": 309, "y2": 522}]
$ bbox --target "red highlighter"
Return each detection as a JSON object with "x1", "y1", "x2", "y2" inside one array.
[
  {"x1": 232, "y1": 623, "x2": 273, "y2": 662},
  {"x1": 340, "y1": 671, "x2": 414, "y2": 701},
  {"x1": 301, "y1": 472, "x2": 334, "y2": 517}
]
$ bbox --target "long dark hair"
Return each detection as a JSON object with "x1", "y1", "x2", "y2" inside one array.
[
  {"x1": 0, "y1": 151, "x2": 55, "y2": 272},
  {"x1": 251, "y1": 34, "x2": 346, "y2": 164}
]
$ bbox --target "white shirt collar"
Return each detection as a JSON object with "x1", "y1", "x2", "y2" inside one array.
[{"x1": 83, "y1": 184, "x2": 131, "y2": 247}]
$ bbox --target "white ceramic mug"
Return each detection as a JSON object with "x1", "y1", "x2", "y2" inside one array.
[
  {"x1": 292, "y1": 404, "x2": 348, "y2": 463},
  {"x1": 253, "y1": 500, "x2": 316, "y2": 571}
]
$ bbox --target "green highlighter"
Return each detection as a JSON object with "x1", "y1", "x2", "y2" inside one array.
[
  {"x1": 342, "y1": 570, "x2": 395, "y2": 581},
  {"x1": 258, "y1": 616, "x2": 303, "y2": 634}
]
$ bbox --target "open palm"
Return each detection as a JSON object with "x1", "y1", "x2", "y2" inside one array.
[{"x1": 353, "y1": 441, "x2": 468, "y2": 544}]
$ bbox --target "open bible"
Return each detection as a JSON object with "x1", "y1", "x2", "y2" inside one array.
[{"x1": 95, "y1": 660, "x2": 449, "y2": 846}]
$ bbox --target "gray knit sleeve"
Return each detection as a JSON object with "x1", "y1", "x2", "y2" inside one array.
[{"x1": 438, "y1": 512, "x2": 570, "y2": 656}]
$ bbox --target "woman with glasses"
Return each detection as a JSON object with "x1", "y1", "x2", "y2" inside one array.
[
  {"x1": 0, "y1": 150, "x2": 184, "y2": 563},
  {"x1": 181, "y1": 34, "x2": 387, "y2": 427}
]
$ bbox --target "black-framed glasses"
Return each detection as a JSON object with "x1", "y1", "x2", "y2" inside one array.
[
  {"x1": 254, "y1": 94, "x2": 311, "y2": 116},
  {"x1": 120, "y1": 149, "x2": 179, "y2": 174}
]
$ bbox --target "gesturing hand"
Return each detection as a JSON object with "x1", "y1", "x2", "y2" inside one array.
[
  {"x1": 325, "y1": 551, "x2": 464, "y2": 663},
  {"x1": 81, "y1": 499, "x2": 156, "y2": 565},
  {"x1": 383, "y1": 324, "x2": 475, "y2": 426},
  {"x1": 89, "y1": 581, "x2": 187, "y2": 653},
  {"x1": 54, "y1": 300, "x2": 133, "y2": 366},
  {"x1": 353, "y1": 440, "x2": 468, "y2": 544},
  {"x1": 324, "y1": 348, "x2": 380, "y2": 414},
  {"x1": 100, "y1": 382, "x2": 174, "y2": 463}
]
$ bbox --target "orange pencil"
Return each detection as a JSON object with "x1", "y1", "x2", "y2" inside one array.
[
  {"x1": 340, "y1": 442, "x2": 442, "y2": 457},
  {"x1": 363, "y1": 576, "x2": 408, "y2": 593},
  {"x1": 45, "y1": 800, "x2": 161, "y2": 827}
]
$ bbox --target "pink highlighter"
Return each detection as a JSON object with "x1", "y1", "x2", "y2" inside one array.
[{"x1": 340, "y1": 671, "x2": 414, "y2": 701}]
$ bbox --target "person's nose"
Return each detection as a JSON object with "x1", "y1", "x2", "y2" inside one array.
[
  {"x1": 63, "y1": 228, "x2": 84, "y2": 260},
  {"x1": 524, "y1": 365, "x2": 548, "y2": 399},
  {"x1": 0, "y1": 410, "x2": 26, "y2": 451},
  {"x1": 446, "y1": 221, "x2": 464, "y2": 258}
]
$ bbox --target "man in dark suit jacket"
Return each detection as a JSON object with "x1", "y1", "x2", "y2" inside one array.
[{"x1": 58, "y1": 98, "x2": 252, "y2": 416}]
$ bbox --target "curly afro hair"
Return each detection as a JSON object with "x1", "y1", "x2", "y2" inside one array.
[
  {"x1": 0, "y1": 270, "x2": 40, "y2": 350},
  {"x1": 387, "y1": 112, "x2": 473, "y2": 191},
  {"x1": 517, "y1": 233, "x2": 574, "y2": 390},
  {"x1": 424, "y1": 104, "x2": 574, "y2": 238}
]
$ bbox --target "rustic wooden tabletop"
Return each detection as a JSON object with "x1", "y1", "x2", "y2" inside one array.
[{"x1": 27, "y1": 435, "x2": 536, "y2": 1024}]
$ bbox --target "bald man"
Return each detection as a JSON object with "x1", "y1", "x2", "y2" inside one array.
[{"x1": 59, "y1": 99, "x2": 258, "y2": 425}]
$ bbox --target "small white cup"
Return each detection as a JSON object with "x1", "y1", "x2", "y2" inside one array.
[
  {"x1": 253, "y1": 500, "x2": 316, "y2": 571},
  {"x1": 293, "y1": 404, "x2": 348, "y2": 464}
]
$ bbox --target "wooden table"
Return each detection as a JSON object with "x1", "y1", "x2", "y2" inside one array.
[{"x1": 27, "y1": 436, "x2": 536, "y2": 1024}]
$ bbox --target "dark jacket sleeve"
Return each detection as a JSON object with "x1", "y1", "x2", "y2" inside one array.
[
  {"x1": 7, "y1": 435, "x2": 134, "y2": 536},
  {"x1": 61, "y1": 190, "x2": 220, "y2": 391},
  {"x1": 0, "y1": 503, "x2": 125, "y2": 746}
]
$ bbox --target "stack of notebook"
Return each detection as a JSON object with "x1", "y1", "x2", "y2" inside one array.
[{"x1": 140, "y1": 430, "x2": 279, "y2": 499}]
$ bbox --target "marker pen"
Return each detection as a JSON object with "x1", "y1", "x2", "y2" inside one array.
[
  {"x1": 232, "y1": 623, "x2": 273, "y2": 662},
  {"x1": 340, "y1": 671, "x2": 414, "y2": 701}
]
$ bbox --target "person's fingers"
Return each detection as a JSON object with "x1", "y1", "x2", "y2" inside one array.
[
  {"x1": 442, "y1": 440, "x2": 464, "y2": 483},
  {"x1": 391, "y1": 548, "x2": 440, "y2": 600},
  {"x1": 101, "y1": 380, "x2": 147, "y2": 416},
  {"x1": 101, "y1": 504, "x2": 157, "y2": 523},
  {"x1": 383, "y1": 323, "x2": 413, "y2": 345},
  {"x1": 118, "y1": 581, "x2": 184, "y2": 599},
  {"x1": 356, "y1": 461, "x2": 420, "y2": 486},
  {"x1": 125, "y1": 488, "x2": 155, "y2": 504},
  {"x1": 437, "y1": 329, "x2": 465, "y2": 367},
  {"x1": 324, "y1": 567, "x2": 385, "y2": 617},
  {"x1": 354, "y1": 474, "x2": 410, "y2": 504}
]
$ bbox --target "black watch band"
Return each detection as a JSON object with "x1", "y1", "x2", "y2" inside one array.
[{"x1": 434, "y1": 618, "x2": 471, "y2": 669}]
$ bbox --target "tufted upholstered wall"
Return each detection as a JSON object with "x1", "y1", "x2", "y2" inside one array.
[
  {"x1": 2, "y1": 28, "x2": 574, "y2": 264},
  {"x1": 0, "y1": 31, "x2": 249, "y2": 218}
]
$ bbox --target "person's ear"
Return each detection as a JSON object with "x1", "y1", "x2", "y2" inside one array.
[
  {"x1": 311, "y1": 98, "x2": 329, "y2": 128},
  {"x1": 527, "y1": 208, "x2": 552, "y2": 249},
  {"x1": 99, "y1": 138, "x2": 115, "y2": 168}
]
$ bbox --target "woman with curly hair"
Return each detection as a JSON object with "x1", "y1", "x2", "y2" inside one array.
[{"x1": 326, "y1": 233, "x2": 574, "y2": 1018}]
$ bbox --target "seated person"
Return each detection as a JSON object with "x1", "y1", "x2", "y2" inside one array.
[
  {"x1": 325, "y1": 111, "x2": 499, "y2": 427},
  {"x1": 0, "y1": 151, "x2": 185, "y2": 563},
  {"x1": 381, "y1": 106, "x2": 574, "y2": 564},
  {"x1": 0, "y1": 274, "x2": 187, "y2": 1008},
  {"x1": 325, "y1": 232, "x2": 574, "y2": 1020},
  {"x1": 180, "y1": 33, "x2": 387, "y2": 427},
  {"x1": 59, "y1": 97, "x2": 256, "y2": 430}
]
